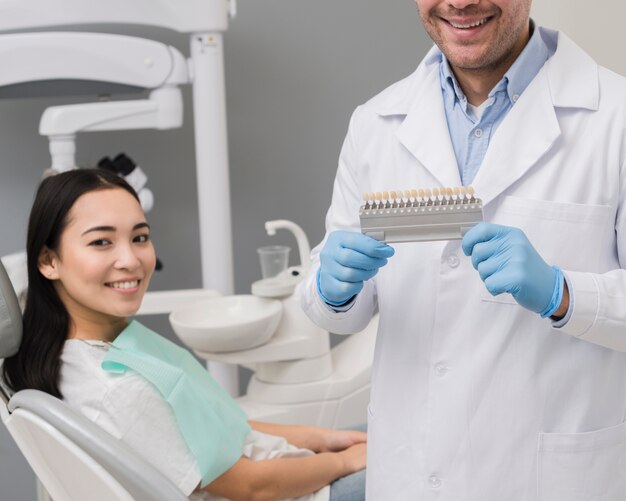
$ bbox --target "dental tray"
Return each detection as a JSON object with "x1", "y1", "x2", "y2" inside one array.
[{"x1": 359, "y1": 186, "x2": 483, "y2": 243}]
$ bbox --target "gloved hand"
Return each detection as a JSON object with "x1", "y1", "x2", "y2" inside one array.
[
  {"x1": 461, "y1": 223, "x2": 563, "y2": 317},
  {"x1": 318, "y1": 231, "x2": 394, "y2": 306}
]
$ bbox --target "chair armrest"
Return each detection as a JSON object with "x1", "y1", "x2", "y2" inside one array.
[{"x1": 9, "y1": 390, "x2": 189, "y2": 501}]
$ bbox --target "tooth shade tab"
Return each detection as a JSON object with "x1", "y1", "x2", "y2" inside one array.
[{"x1": 359, "y1": 186, "x2": 482, "y2": 211}]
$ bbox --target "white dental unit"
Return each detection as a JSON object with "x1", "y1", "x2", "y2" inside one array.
[
  {"x1": 171, "y1": 219, "x2": 378, "y2": 428},
  {"x1": 0, "y1": 0, "x2": 377, "y2": 429}
]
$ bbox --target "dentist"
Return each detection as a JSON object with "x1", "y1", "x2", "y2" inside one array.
[{"x1": 300, "y1": 1, "x2": 626, "y2": 499}]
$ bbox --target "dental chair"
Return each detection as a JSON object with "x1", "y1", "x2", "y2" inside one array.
[{"x1": 0, "y1": 261, "x2": 188, "y2": 501}]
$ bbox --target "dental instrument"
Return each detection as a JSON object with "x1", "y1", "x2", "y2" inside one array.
[{"x1": 360, "y1": 185, "x2": 484, "y2": 242}]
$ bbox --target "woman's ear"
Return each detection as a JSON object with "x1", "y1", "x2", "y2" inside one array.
[{"x1": 38, "y1": 246, "x2": 59, "y2": 280}]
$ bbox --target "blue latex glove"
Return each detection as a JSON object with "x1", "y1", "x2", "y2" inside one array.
[
  {"x1": 317, "y1": 231, "x2": 395, "y2": 306},
  {"x1": 461, "y1": 223, "x2": 563, "y2": 317}
]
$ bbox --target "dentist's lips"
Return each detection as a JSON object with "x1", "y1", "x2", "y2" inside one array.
[
  {"x1": 446, "y1": 17, "x2": 490, "y2": 29},
  {"x1": 441, "y1": 15, "x2": 494, "y2": 37}
]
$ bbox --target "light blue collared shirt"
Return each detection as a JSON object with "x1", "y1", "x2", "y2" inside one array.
[
  {"x1": 440, "y1": 25, "x2": 571, "y2": 325},
  {"x1": 440, "y1": 22, "x2": 552, "y2": 186}
]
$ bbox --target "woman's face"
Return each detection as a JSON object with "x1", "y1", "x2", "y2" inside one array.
[{"x1": 40, "y1": 188, "x2": 156, "y2": 332}]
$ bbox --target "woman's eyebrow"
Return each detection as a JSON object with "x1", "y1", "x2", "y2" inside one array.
[
  {"x1": 82, "y1": 225, "x2": 114, "y2": 236},
  {"x1": 81, "y1": 222, "x2": 150, "y2": 236}
]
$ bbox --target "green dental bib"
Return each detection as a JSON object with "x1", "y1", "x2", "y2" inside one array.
[{"x1": 101, "y1": 321, "x2": 250, "y2": 487}]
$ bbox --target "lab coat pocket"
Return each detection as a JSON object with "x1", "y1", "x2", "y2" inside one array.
[
  {"x1": 492, "y1": 196, "x2": 613, "y2": 272},
  {"x1": 480, "y1": 290, "x2": 518, "y2": 305},
  {"x1": 537, "y1": 421, "x2": 626, "y2": 501}
]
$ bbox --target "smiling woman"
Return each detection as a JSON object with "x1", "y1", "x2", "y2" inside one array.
[
  {"x1": 38, "y1": 187, "x2": 156, "y2": 341},
  {"x1": 1, "y1": 169, "x2": 367, "y2": 501},
  {"x1": 2, "y1": 168, "x2": 144, "y2": 397}
]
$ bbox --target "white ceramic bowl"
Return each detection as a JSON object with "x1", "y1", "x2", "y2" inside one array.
[{"x1": 169, "y1": 294, "x2": 282, "y2": 353}]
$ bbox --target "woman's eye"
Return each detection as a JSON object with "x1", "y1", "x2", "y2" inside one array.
[
  {"x1": 89, "y1": 239, "x2": 111, "y2": 247},
  {"x1": 134, "y1": 234, "x2": 151, "y2": 243}
]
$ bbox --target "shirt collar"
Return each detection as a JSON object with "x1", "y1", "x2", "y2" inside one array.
[{"x1": 440, "y1": 19, "x2": 550, "y2": 107}]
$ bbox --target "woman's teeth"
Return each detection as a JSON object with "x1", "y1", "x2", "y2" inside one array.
[
  {"x1": 449, "y1": 18, "x2": 489, "y2": 29},
  {"x1": 107, "y1": 280, "x2": 139, "y2": 289}
]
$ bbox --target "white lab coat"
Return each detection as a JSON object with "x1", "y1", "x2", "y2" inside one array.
[{"x1": 300, "y1": 28, "x2": 626, "y2": 501}]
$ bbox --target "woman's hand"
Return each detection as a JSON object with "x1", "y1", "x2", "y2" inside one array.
[
  {"x1": 338, "y1": 442, "x2": 367, "y2": 473},
  {"x1": 318, "y1": 428, "x2": 367, "y2": 453},
  {"x1": 248, "y1": 420, "x2": 366, "y2": 455}
]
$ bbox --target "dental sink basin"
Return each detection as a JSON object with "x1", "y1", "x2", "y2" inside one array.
[{"x1": 169, "y1": 294, "x2": 282, "y2": 352}]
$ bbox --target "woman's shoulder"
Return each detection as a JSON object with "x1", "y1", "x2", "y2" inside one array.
[
  {"x1": 60, "y1": 339, "x2": 112, "y2": 385},
  {"x1": 60, "y1": 339, "x2": 157, "y2": 396},
  {"x1": 59, "y1": 340, "x2": 146, "y2": 413},
  {"x1": 60, "y1": 339, "x2": 168, "y2": 432}
]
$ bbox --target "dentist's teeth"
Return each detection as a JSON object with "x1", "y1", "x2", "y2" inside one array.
[
  {"x1": 108, "y1": 280, "x2": 139, "y2": 289},
  {"x1": 449, "y1": 18, "x2": 488, "y2": 29}
]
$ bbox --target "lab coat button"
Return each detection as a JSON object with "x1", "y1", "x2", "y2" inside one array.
[
  {"x1": 447, "y1": 255, "x2": 460, "y2": 268},
  {"x1": 435, "y1": 363, "x2": 449, "y2": 377},
  {"x1": 429, "y1": 475, "x2": 442, "y2": 489}
]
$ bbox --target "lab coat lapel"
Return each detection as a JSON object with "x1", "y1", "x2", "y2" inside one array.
[
  {"x1": 471, "y1": 69, "x2": 561, "y2": 208},
  {"x1": 395, "y1": 67, "x2": 462, "y2": 188},
  {"x1": 472, "y1": 29, "x2": 600, "y2": 208}
]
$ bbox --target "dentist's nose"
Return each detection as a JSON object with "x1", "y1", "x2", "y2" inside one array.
[{"x1": 447, "y1": 0, "x2": 480, "y2": 9}]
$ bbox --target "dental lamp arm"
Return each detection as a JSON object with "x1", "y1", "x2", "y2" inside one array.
[
  {"x1": 0, "y1": 0, "x2": 230, "y2": 34},
  {"x1": 39, "y1": 87, "x2": 183, "y2": 136},
  {"x1": 0, "y1": 32, "x2": 188, "y2": 90},
  {"x1": 39, "y1": 86, "x2": 183, "y2": 171}
]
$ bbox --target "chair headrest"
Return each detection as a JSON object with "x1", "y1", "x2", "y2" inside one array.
[{"x1": 0, "y1": 260, "x2": 22, "y2": 359}]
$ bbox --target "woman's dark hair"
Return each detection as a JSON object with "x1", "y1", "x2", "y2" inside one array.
[{"x1": 2, "y1": 168, "x2": 139, "y2": 398}]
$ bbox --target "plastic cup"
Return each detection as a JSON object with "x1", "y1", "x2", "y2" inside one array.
[{"x1": 257, "y1": 245, "x2": 290, "y2": 279}]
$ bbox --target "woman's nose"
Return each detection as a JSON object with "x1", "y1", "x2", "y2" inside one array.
[{"x1": 114, "y1": 245, "x2": 141, "y2": 270}]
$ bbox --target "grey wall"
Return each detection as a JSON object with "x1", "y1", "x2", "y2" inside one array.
[
  {"x1": 532, "y1": 0, "x2": 626, "y2": 76},
  {"x1": 0, "y1": 1, "x2": 429, "y2": 498}
]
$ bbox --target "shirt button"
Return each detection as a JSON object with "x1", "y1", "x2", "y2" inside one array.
[
  {"x1": 474, "y1": 128, "x2": 483, "y2": 138},
  {"x1": 512, "y1": 93, "x2": 520, "y2": 102},
  {"x1": 429, "y1": 475, "x2": 442, "y2": 489},
  {"x1": 435, "y1": 363, "x2": 449, "y2": 377},
  {"x1": 447, "y1": 255, "x2": 460, "y2": 268}
]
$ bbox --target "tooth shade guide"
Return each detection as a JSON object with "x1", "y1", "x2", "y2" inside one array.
[
  {"x1": 359, "y1": 186, "x2": 484, "y2": 243},
  {"x1": 360, "y1": 186, "x2": 481, "y2": 212}
]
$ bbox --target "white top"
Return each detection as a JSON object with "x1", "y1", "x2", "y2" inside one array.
[{"x1": 59, "y1": 339, "x2": 329, "y2": 501}]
